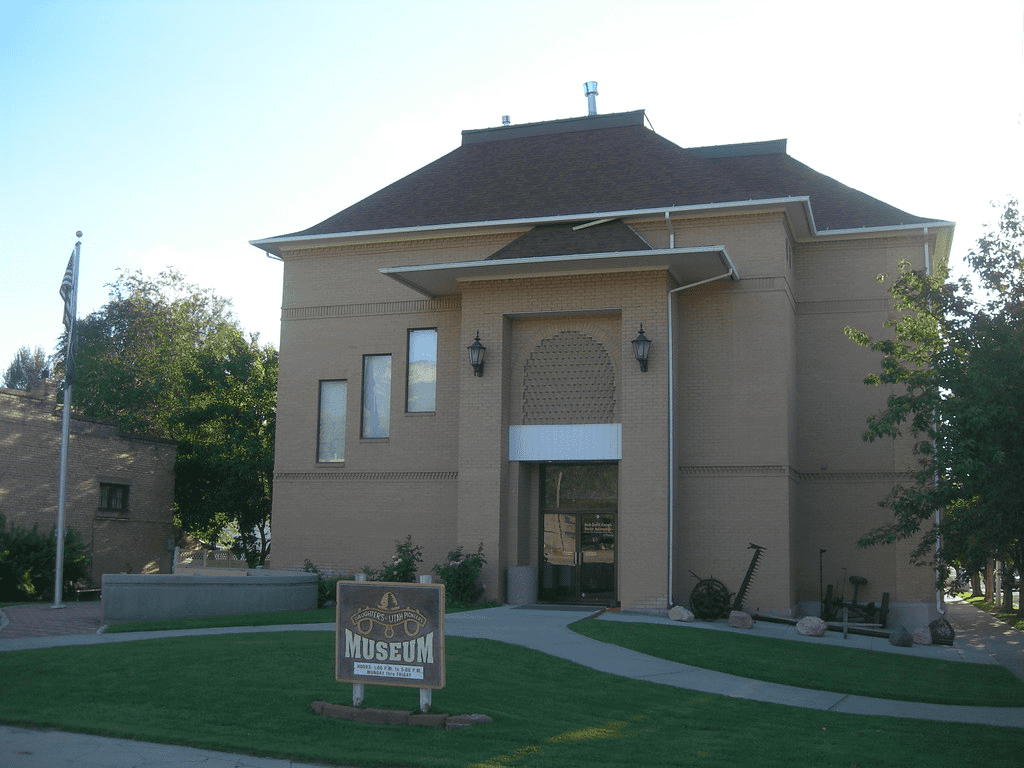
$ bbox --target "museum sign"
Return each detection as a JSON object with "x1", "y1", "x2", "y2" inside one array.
[{"x1": 335, "y1": 582, "x2": 445, "y2": 689}]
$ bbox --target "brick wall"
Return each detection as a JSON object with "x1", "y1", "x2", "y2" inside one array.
[
  {"x1": 0, "y1": 380, "x2": 176, "y2": 584},
  {"x1": 269, "y1": 210, "x2": 939, "y2": 615}
]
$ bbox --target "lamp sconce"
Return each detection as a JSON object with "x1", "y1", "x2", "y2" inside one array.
[
  {"x1": 467, "y1": 331, "x2": 486, "y2": 377},
  {"x1": 631, "y1": 323, "x2": 651, "y2": 372}
]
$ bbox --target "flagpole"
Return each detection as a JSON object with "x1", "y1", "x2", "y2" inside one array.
[{"x1": 54, "y1": 232, "x2": 82, "y2": 609}]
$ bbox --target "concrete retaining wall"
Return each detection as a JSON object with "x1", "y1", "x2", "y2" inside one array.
[{"x1": 101, "y1": 571, "x2": 318, "y2": 624}]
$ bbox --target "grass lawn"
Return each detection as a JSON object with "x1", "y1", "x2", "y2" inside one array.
[
  {"x1": 103, "y1": 606, "x2": 339, "y2": 633},
  {"x1": 570, "y1": 619, "x2": 1024, "y2": 707},
  {"x1": 103, "y1": 603, "x2": 499, "y2": 633},
  {"x1": 1, "y1": 631, "x2": 1022, "y2": 768}
]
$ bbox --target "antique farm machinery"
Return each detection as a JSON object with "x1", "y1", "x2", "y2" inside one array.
[{"x1": 688, "y1": 543, "x2": 766, "y2": 620}]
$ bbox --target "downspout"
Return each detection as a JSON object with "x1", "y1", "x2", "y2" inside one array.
[
  {"x1": 666, "y1": 242, "x2": 738, "y2": 606},
  {"x1": 923, "y1": 227, "x2": 945, "y2": 616}
]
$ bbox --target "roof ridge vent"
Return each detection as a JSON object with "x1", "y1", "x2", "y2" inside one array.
[{"x1": 584, "y1": 81, "x2": 598, "y2": 116}]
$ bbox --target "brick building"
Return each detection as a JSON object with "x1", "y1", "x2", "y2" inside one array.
[
  {"x1": 252, "y1": 108, "x2": 953, "y2": 624},
  {"x1": 0, "y1": 379, "x2": 176, "y2": 582}
]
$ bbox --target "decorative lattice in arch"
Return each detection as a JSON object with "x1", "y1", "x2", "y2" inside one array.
[{"x1": 523, "y1": 331, "x2": 615, "y2": 424}]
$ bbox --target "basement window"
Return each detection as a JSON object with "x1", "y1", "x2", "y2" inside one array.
[{"x1": 98, "y1": 483, "x2": 129, "y2": 516}]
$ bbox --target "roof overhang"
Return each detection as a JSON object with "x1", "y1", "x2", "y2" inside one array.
[
  {"x1": 379, "y1": 246, "x2": 738, "y2": 299},
  {"x1": 250, "y1": 199, "x2": 953, "y2": 270},
  {"x1": 249, "y1": 198, "x2": 817, "y2": 259}
]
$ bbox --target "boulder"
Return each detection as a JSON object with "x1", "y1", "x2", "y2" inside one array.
[
  {"x1": 929, "y1": 617, "x2": 955, "y2": 646},
  {"x1": 728, "y1": 610, "x2": 754, "y2": 629},
  {"x1": 796, "y1": 616, "x2": 828, "y2": 637},
  {"x1": 668, "y1": 604, "x2": 695, "y2": 622},
  {"x1": 888, "y1": 624, "x2": 914, "y2": 647},
  {"x1": 912, "y1": 627, "x2": 933, "y2": 645}
]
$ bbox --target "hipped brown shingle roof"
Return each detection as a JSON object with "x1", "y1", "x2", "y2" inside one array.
[{"x1": 283, "y1": 110, "x2": 934, "y2": 239}]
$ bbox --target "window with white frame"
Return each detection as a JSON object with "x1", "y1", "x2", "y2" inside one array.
[
  {"x1": 318, "y1": 380, "x2": 347, "y2": 462},
  {"x1": 361, "y1": 355, "x2": 392, "y2": 438},
  {"x1": 406, "y1": 328, "x2": 437, "y2": 413}
]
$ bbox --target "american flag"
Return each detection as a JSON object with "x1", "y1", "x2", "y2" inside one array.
[{"x1": 59, "y1": 250, "x2": 77, "y2": 384}]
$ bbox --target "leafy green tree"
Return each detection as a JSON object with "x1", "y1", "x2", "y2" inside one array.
[
  {"x1": 845, "y1": 200, "x2": 1024, "y2": 610},
  {"x1": 56, "y1": 269, "x2": 238, "y2": 438},
  {"x1": 52, "y1": 268, "x2": 277, "y2": 565},
  {"x1": 2, "y1": 345, "x2": 49, "y2": 389},
  {"x1": 173, "y1": 332, "x2": 276, "y2": 565}
]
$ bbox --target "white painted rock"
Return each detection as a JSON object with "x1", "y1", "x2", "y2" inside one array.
[
  {"x1": 728, "y1": 610, "x2": 754, "y2": 629},
  {"x1": 668, "y1": 604, "x2": 695, "y2": 622},
  {"x1": 796, "y1": 616, "x2": 828, "y2": 637},
  {"x1": 912, "y1": 626, "x2": 933, "y2": 645}
]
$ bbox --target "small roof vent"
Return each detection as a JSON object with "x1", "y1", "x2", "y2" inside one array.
[
  {"x1": 502, "y1": 115, "x2": 510, "y2": 126},
  {"x1": 584, "y1": 81, "x2": 598, "y2": 116}
]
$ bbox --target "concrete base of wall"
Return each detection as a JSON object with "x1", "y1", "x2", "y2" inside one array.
[
  {"x1": 794, "y1": 600, "x2": 940, "y2": 631},
  {"x1": 101, "y1": 571, "x2": 318, "y2": 624}
]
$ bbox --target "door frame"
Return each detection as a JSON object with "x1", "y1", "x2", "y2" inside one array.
[{"x1": 538, "y1": 462, "x2": 617, "y2": 604}]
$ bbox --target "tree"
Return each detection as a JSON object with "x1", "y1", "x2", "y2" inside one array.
[
  {"x1": 3, "y1": 345, "x2": 48, "y2": 389},
  {"x1": 845, "y1": 199, "x2": 1024, "y2": 612},
  {"x1": 56, "y1": 268, "x2": 238, "y2": 438},
  {"x1": 173, "y1": 332, "x2": 277, "y2": 565},
  {"x1": 53, "y1": 268, "x2": 277, "y2": 565}
]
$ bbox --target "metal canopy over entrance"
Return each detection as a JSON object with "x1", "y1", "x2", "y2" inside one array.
[
  {"x1": 539, "y1": 463, "x2": 617, "y2": 604},
  {"x1": 380, "y1": 246, "x2": 736, "y2": 299}
]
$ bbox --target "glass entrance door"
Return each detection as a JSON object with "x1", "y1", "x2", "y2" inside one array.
[{"x1": 539, "y1": 464, "x2": 616, "y2": 603}]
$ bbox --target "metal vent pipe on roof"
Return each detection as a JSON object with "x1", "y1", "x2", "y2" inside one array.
[
  {"x1": 502, "y1": 115, "x2": 510, "y2": 126},
  {"x1": 584, "y1": 81, "x2": 598, "y2": 115}
]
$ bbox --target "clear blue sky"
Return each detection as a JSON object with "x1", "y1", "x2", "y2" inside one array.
[{"x1": 2, "y1": 0, "x2": 1022, "y2": 375}]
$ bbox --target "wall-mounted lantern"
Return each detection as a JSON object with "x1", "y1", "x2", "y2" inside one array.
[
  {"x1": 631, "y1": 323, "x2": 651, "y2": 372},
  {"x1": 467, "y1": 331, "x2": 486, "y2": 377}
]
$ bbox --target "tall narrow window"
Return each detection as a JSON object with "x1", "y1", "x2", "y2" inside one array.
[
  {"x1": 361, "y1": 355, "x2": 392, "y2": 438},
  {"x1": 407, "y1": 328, "x2": 437, "y2": 412},
  {"x1": 318, "y1": 380, "x2": 347, "y2": 462}
]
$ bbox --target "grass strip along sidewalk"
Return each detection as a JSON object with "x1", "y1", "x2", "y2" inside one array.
[
  {"x1": 570, "y1": 618, "x2": 1024, "y2": 707},
  {"x1": 2, "y1": 630, "x2": 1023, "y2": 768},
  {"x1": 102, "y1": 606, "x2": 340, "y2": 633}
]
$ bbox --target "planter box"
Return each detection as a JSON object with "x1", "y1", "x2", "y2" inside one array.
[{"x1": 101, "y1": 571, "x2": 318, "y2": 624}]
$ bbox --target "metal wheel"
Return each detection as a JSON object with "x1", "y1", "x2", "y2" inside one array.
[{"x1": 689, "y1": 578, "x2": 731, "y2": 620}]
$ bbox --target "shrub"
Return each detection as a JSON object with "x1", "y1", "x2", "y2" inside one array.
[
  {"x1": 433, "y1": 543, "x2": 486, "y2": 608},
  {"x1": 363, "y1": 535, "x2": 422, "y2": 583},
  {"x1": 302, "y1": 560, "x2": 343, "y2": 608},
  {"x1": 0, "y1": 514, "x2": 92, "y2": 601}
]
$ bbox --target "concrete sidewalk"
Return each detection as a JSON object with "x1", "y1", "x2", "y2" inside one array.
[
  {"x1": 443, "y1": 603, "x2": 1024, "y2": 728},
  {"x1": 0, "y1": 725, "x2": 352, "y2": 768},
  {"x1": 1, "y1": 599, "x2": 1022, "y2": 767}
]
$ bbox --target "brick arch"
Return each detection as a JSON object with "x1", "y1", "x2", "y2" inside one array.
[{"x1": 522, "y1": 331, "x2": 615, "y2": 424}]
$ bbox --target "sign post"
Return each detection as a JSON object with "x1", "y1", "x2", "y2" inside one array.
[{"x1": 336, "y1": 581, "x2": 445, "y2": 712}]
